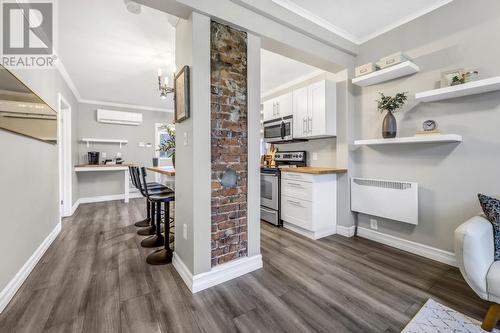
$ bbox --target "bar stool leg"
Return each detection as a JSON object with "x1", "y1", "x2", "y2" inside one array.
[
  {"x1": 134, "y1": 200, "x2": 150, "y2": 227},
  {"x1": 141, "y1": 200, "x2": 165, "y2": 247},
  {"x1": 146, "y1": 201, "x2": 173, "y2": 265},
  {"x1": 137, "y1": 201, "x2": 156, "y2": 236}
]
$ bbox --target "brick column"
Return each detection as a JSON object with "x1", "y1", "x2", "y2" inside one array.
[{"x1": 210, "y1": 21, "x2": 248, "y2": 267}]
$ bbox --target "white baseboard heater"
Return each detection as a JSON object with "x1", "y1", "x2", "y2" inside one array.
[{"x1": 351, "y1": 178, "x2": 418, "y2": 225}]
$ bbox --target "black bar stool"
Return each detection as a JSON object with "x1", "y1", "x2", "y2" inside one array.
[
  {"x1": 131, "y1": 166, "x2": 171, "y2": 236},
  {"x1": 140, "y1": 167, "x2": 175, "y2": 265}
]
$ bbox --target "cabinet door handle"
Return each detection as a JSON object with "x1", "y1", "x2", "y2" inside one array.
[
  {"x1": 287, "y1": 182, "x2": 303, "y2": 188},
  {"x1": 273, "y1": 102, "x2": 276, "y2": 116},
  {"x1": 303, "y1": 117, "x2": 307, "y2": 135},
  {"x1": 277, "y1": 102, "x2": 280, "y2": 116},
  {"x1": 308, "y1": 117, "x2": 312, "y2": 134}
]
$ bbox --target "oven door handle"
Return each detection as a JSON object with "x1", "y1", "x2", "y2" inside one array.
[{"x1": 280, "y1": 121, "x2": 285, "y2": 139}]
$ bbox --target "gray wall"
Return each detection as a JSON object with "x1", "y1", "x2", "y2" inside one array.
[
  {"x1": 353, "y1": 0, "x2": 500, "y2": 252},
  {"x1": 0, "y1": 67, "x2": 79, "y2": 296},
  {"x1": 77, "y1": 103, "x2": 173, "y2": 199}
]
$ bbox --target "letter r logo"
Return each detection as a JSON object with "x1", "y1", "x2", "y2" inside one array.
[{"x1": 2, "y1": 2, "x2": 53, "y2": 55}]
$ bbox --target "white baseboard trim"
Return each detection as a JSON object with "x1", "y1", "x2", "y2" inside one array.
[
  {"x1": 336, "y1": 225, "x2": 356, "y2": 237},
  {"x1": 78, "y1": 192, "x2": 142, "y2": 204},
  {"x1": 283, "y1": 222, "x2": 336, "y2": 240},
  {"x1": 70, "y1": 199, "x2": 80, "y2": 216},
  {"x1": 357, "y1": 227, "x2": 457, "y2": 267},
  {"x1": 0, "y1": 221, "x2": 62, "y2": 313},
  {"x1": 173, "y1": 252, "x2": 263, "y2": 293}
]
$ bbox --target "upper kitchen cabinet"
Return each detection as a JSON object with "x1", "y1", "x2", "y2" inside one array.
[
  {"x1": 262, "y1": 92, "x2": 293, "y2": 122},
  {"x1": 293, "y1": 80, "x2": 336, "y2": 139}
]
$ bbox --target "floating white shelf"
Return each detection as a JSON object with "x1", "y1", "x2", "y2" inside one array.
[
  {"x1": 81, "y1": 138, "x2": 128, "y2": 148},
  {"x1": 352, "y1": 61, "x2": 420, "y2": 87},
  {"x1": 415, "y1": 76, "x2": 500, "y2": 102},
  {"x1": 354, "y1": 134, "x2": 463, "y2": 146}
]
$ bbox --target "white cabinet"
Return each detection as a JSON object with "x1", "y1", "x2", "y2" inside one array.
[
  {"x1": 277, "y1": 93, "x2": 292, "y2": 117},
  {"x1": 292, "y1": 86, "x2": 308, "y2": 139},
  {"x1": 262, "y1": 99, "x2": 275, "y2": 122},
  {"x1": 262, "y1": 92, "x2": 293, "y2": 122},
  {"x1": 280, "y1": 172, "x2": 337, "y2": 240},
  {"x1": 292, "y1": 80, "x2": 336, "y2": 139}
]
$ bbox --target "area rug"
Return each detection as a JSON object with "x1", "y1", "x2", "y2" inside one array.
[{"x1": 402, "y1": 299, "x2": 499, "y2": 333}]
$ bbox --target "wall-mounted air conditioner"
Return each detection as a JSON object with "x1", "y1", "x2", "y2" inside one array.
[{"x1": 96, "y1": 109, "x2": 143, "y2": 126}]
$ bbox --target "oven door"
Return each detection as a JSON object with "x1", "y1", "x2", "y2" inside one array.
[{"x1": 261, "y1": 173, "x2": 278, "y2": 210}]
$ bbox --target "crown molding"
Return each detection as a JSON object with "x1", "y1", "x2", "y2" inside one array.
[
  {"x1": 54, "y1": 57, "x2": 172, "y2": 113},
  {"x1": 271, "y1": 0, "x2": 360, "y2": 44},
  {"x1": 271, "y1": 0, "x2": 454, "y2": 45},
  {"x1": 79, "y1": 98, "x2": 173, "y2": 113}
]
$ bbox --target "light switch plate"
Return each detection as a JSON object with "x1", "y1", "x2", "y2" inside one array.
[
  {"x1": 138, "y1": 142, "x2": 145, "y2": 148},
  {"x1": 312, "y1": 152, "x2": 318, "y2": 161},
  {"x1": 183, "y1": 224, "x2": 188, "y2": 239},
  {"x1": 370, "y1": 219, "x2": 378, "y2": 230},
  {"x1": 183, "y1": 132, "x2": 188, "y2": 146}
]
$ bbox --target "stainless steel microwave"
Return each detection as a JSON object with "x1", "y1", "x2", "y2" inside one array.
[{"x1": 263, "y1": 116, "x2": 292, "y2": 143}]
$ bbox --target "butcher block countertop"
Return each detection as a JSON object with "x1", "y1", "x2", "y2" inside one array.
[
  {"x1": 147, "y1": 166, "x2": 175, "y2": 176},
  {"x1": 280, "y1": 167, "x2": 347, "y2": 175}
]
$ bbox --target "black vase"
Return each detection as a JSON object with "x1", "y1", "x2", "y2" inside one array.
[
  {"x1": 382, "y1": 111, "x2": 397, "y2": 139},
  {"x1": 152, "y1": 157, "x2": 159, "y2": 167}
]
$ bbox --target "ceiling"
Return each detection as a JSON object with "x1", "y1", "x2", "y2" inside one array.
[
  {"x1": 261, "y1": 49, "x2": 319, "y2": 95},
  {"x1": 271, "y1": 0, "x2": 453, "y2": 44},
  {"x1": 58, "y1": 0, "x2": 176, "y2": 111}
]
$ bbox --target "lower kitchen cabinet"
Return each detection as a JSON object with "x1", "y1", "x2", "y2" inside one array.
[{"x1": 280, "y1": 172, "x2": 337, "y2": 239}]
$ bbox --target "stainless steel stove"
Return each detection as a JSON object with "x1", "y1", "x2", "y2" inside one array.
[{"x1": 260, "y1": 151, "x2": 306, "y2": 226}]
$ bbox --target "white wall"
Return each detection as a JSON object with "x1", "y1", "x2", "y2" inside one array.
[
  {"x1": 0, "y1": 67, "x2": 79, "y2": 310},
  {"x1": 174, "y1": 12, "x2": 212, "y2": 275}
]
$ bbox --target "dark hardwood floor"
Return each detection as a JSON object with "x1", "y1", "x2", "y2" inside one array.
[{"x1": 0, "y1": 199, "x2": 490, "y2": 332}]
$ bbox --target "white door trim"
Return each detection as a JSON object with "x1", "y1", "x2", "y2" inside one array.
[{"x1": 58, "y1": 93, "x2": 72, "y2": 217}]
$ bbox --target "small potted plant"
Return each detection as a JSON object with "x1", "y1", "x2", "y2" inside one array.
[
  {"x1": 376, "y1": 92, "x2": 408, "y2": 139},
  {"x1": 157, "y1": 124, "x2": 176, "y2": 167}
]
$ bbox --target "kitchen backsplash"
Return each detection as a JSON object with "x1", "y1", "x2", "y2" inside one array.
[{"x1": 275, "y1": 137, "x2": 337, "y2": 167}]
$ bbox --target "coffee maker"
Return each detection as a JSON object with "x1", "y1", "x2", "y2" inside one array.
[{"x1": 87, "y1": 151, "x2": 100, "y2": 165}]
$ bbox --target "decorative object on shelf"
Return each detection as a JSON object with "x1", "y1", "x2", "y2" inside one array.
[
  {"x1": 157, "y1": 68, "x2": 175, "y2": 99},
  {"x1": 416, "y1": 120, "x2": 440, "y2": 136},
  {"x1": 355, "y1": 62, "x2": 379, "y2": 77},
  {"x1": 157, "y1": 124, "x2": 176, "y2": 167},
  {"x1": 376, "y1": 92, "x2": 408, "y2": 139},
  {"x1": 451, "y1": 75, "x2": 465, "y2": 86},
  {"x1": 174, "y1": 65, "x2": 190, "y2": 123},
  {"x1": 441, "y1": 68, "x2": 465, "y2": 87},
  {"x1": 416, "y1": 76, "x2": 500, "y2": 102},
  {"x1": 464, "y1": 71, "x2": 479, "y2": 83},
  {"x1": 152, "y1": 157, "x2": 159, "y2": 167},
  {"x1": 376, "y1": 51, "x2": 411, "y2": 69}
]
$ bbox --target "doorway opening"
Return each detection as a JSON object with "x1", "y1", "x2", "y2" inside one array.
[{"x1": 58, "y1": 93, "x2": 72, "y2": 217}]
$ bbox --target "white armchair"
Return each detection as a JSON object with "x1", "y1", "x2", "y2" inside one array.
[{"x1": 455, "y1": 215, "x2": 500, "y2": 331}]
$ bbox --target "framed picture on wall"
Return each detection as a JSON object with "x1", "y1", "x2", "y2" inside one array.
[{"x1": 174, "y1": 65, "x2": 190, "y2": 123}]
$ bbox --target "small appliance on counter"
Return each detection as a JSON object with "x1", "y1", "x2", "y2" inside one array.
[
  {"x1": 260, "y1": 150, "x2": 306, "y2": 226},
  {"x1": 87, "y1": 151, "x2": 100, "y2": 165}
]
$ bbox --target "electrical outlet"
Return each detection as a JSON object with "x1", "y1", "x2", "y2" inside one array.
[
  {"x1": 312, "y1": 152, "x2": 318, "y2": 161},
  {"x1": 370, "y1": 219, "x2": 378, "y2": 230},
  {"x1": 183, "y1": 224, "x2": 188, "y2": 240},
  {"x1": 116, "y1": 152, "x2": 122, "y2": 158},
  {"x1": 138, "y1": 142, "x2": 145, "y2": 148},
  {"x1": 101, "y1": 152, "x2": 107, "y2": 158}
]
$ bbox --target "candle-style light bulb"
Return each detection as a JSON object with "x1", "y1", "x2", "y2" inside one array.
[
  {"x1": 164, "y1": 77, "x2": 169, "y2": 86},
  {"x1": 157, "y1": 68, "x2": 162, "y2": 77}
]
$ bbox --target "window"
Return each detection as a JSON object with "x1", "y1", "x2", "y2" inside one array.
[{"x1": 155, "y1": 123, "x2": 173, "y2": 160}]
